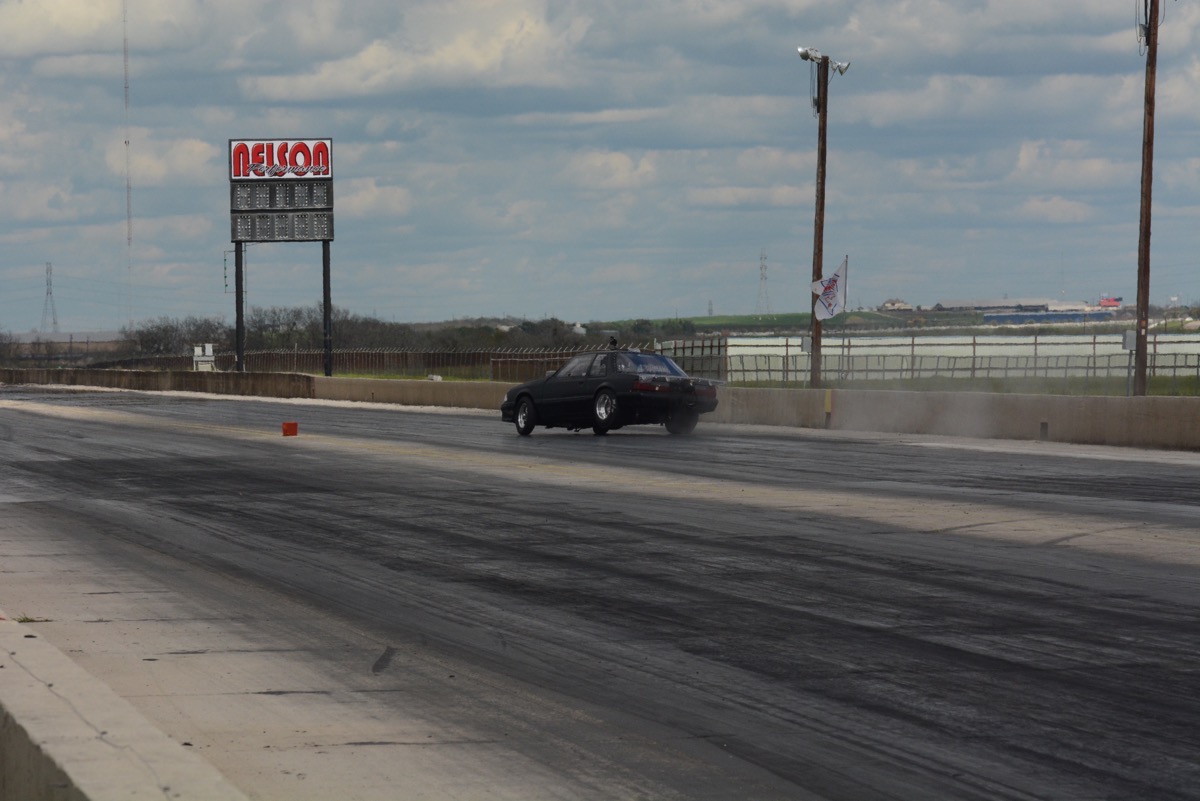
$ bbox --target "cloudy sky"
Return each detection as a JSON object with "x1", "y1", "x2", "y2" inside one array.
[{"x1": 2, "y1": 0, "x2": 1199, "y2": 333}]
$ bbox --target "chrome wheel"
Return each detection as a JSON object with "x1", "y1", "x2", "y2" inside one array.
[
  {"x1": 515, "y1": 397, "x2": 536, "y2": 436},
  {"x1": 593, "y1": 389, "x2": 617, "y2": 425}
]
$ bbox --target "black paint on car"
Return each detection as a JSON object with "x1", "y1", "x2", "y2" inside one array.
[{"x1": 500, "y1": 348, "x2": 719, "y2": 436}]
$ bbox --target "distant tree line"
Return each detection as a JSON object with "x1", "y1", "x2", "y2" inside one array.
[{"x1": 112, "y1": 305, "x2": 696, "y2": 358}]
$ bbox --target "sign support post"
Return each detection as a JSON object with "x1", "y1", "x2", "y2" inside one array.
[
  {"x1": 323, "y1": 240, "x2": 332, "y2": 377},
  {"x1": 235, "y1": 241, "x2": 245, "y2": 372}
]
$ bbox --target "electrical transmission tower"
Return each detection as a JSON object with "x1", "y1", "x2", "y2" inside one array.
[
  {"x1": 41, "y1": 262, "x2": 59, "y2": 334},
  {"x1": 755, "y1": 250, "x2": 772, "y2": 316}
]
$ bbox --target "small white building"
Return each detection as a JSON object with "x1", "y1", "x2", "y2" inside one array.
[{"x1": 193, "y1": 344, "x2": 216, "y2": 371}]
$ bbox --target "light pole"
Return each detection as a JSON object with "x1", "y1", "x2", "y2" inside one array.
[
  {"x1": 798, "y1": 46, "x2": 849, "y2": 388},
  {"x1": 1134, "y1": 0, "x2": 1160, "y2": 396}
]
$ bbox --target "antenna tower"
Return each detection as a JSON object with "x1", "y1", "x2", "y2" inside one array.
[
  {"x1": 41, "y1": 262, "x2": 59, "y2": 334},
  {"x1": 123, "y1": 0, "x2": 133, "y2": 329},
  {"x1": 755, "y1": 249, "x2": 772, "y2": 316}
]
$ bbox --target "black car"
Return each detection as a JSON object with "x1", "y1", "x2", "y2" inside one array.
[{"x1": 500, "y1": 348, "x2": 719, "y2": 436}]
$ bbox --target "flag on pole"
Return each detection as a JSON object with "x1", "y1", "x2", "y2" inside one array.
[{"x1": 811, "y1": 256, "x2": 848, "y2": 321}]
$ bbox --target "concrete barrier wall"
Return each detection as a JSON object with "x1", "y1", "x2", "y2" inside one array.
[
  {"x1": 314, "y1": 376, "x2": 508, "y2": 408},
  {"x1": 820, "y1": 388, "x2": 1200, "y2": 449},
  {"x1": 0, "y1": 369, "x2": 314, "y2": 398},
  {"x1": 707, "y1": 386, "x2": 828, "y2": 428},
  {"x1": 4, "y1": 369, "x2": 1200, "y2": 449}
]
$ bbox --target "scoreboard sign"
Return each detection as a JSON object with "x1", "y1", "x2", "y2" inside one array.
[{"x1": 229, "y1": 138, "x2": 334, "y2": 242}]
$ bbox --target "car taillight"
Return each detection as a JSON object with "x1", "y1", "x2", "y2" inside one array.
[
  {"x1": 696, "y1": 384, "x2": 717, "y2": 397},
  {"x1": 632, "y1": 379, "x2": 669, "y2": 392}
]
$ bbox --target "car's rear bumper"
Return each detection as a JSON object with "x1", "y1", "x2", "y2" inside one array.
[{"x1": 621, "y1": 390, "x2": 717, "y2": 420}]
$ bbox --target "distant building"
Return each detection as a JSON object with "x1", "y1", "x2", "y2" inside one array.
[
  {"x1": 933, "y1": 298, "x2": 1117, "y2": 325},
  {"x1": 878, "y1": 299, "x2": 913, "y2": 312},
  {"x1": 934, "y1": 298, "x2": 1054, "y2": 312},
  {"x1": 934, "y1": 298, "x2": 1099, "y2": 313},
  {"x1": 982, "y1": 309, "x2": 1116, "y2": 325}
]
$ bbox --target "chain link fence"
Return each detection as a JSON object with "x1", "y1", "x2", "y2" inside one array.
[
  {"x1": 89, "y1": 334, "x2": 1200, "y2": 395},
  {"x1": 98, "y1": 344, "x2": 655, "y2": 382},
  {"x1": 658, "y1": 335, "x2": 1200, "y2": 395}
]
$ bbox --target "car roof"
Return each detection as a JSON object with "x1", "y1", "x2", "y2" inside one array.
[{"x1": 584, "y1": 347, "x2": 653, "y2": 355}]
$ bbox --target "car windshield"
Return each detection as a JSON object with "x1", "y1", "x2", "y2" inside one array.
[{"x1": 615, "y1": 352, "x2": 687, "y2": 377}]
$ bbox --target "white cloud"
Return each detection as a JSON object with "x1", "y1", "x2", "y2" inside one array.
[
  {"x1": 104, "y1": 132, "x2": 221, "y2": 188},
  {"x1": 240, "y1": 0, "x2": 592, "y2": 100},
  {"x1": 562, "y1": 151, "x2": 656, "y2": 189},
  {"x1": 1015, "y1": 195, "x2": 1095, "y2": 223},
  {"x1": 0, "y1": 0, "x2": 118, "y2": 56},
  {"x1": 0, "y1": 0, "x2": 204, "y2": 58},
  {"x1": 686, "y1": 185, "x2": 807, "y2": 208},
  {"x1": 589, "y1": 261, "x2": 647, "y2": 283},
  {"x1": 1008, "y1": 140, "x2": 1129, "y2": 190},
  {"x1": 338, "y1": 178, "x2": 414, "y2": 217}
]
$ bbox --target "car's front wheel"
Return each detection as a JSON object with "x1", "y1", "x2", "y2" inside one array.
[
  {"x1": 592, "y1": 388, "x2": 618, "y2": 433},
  {"x1": 514, "y1": 397, "x2": 537, "y2": 436}
]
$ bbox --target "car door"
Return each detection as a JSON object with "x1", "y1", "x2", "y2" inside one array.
[
  {"x1": 576, "y1": 352, "x2": 612, "y2": 421},
  {"x1": 537, "y1": 353, "x2": 592, "y2": 424}
]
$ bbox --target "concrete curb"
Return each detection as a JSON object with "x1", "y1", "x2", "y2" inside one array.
[{"x1": 0, "y1": 610, "x2": 249, "y2": 801}]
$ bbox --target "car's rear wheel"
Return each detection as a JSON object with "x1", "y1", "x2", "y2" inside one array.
[
  {"x1": 665, "y1": 407, "x2": 699, "y2": 435},
  {"x1": 592, "y1": 388, "x2": 618, "y2": 433},
  {"x1": 515, "y1": 396, "x2": 536, "y2": 436}
]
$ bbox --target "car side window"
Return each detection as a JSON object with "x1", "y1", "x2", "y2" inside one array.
[
  {"x1": 619, "y1": 353, "x2": 685, "y2": 376},
  {"x1": 559, "y1": 354, "x2": 592, "y2": 378},
  {"x1": 588, "y1": 354, "x2": 608, "y2": 377}
]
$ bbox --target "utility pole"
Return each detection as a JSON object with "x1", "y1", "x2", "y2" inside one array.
[
  {"x1": 1134, "y1": 0, "x2": 1159, "y2": 396},
  {"x1": 810, "y1": 54, "x2": 829, "y2": 388},
  {"x1": 798, "y1": 46, "x2": 848, "y2": 388}
]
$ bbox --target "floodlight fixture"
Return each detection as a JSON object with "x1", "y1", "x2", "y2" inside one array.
[{"x1": 799, "y1": 46, "x2": 849, "y2": 76}]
